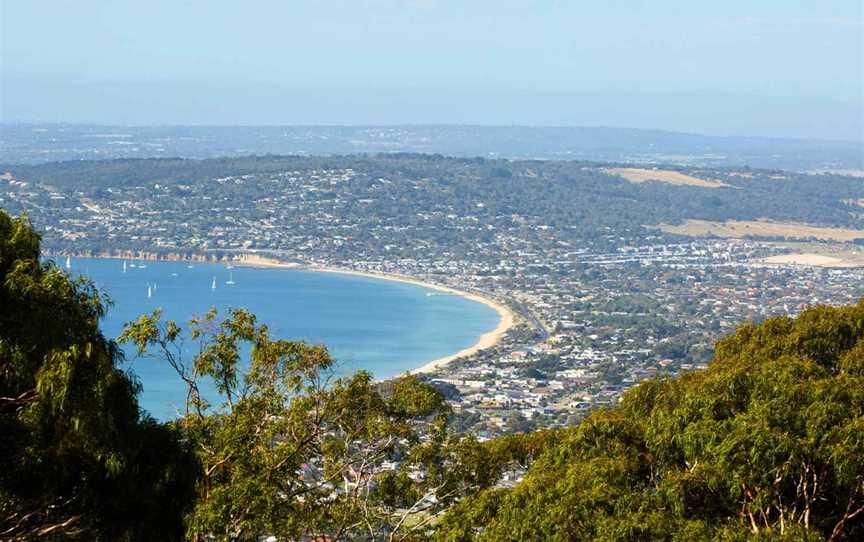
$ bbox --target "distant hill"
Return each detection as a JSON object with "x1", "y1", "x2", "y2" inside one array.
[
  {"x1": 2, "y1": 154, "x2": 862, "y2": 259},
  {"x1": 2, "y1": 123, "x2": 862, "y2": 171}
]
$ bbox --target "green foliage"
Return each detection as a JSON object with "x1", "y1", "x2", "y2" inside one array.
[
  {"x1": 120, "y1": 307, "x2": 476, "y2": 540},
  {"x1": 0, "y1": 210, "x2": 196, "y2": 541},
  {"x1": 436, "y1": 302, "x2": 864, "y2": 541}
]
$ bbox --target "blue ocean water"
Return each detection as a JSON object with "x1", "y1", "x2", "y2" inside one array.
[{"x1": 64, "y1": 257, "x2": 499, "y2": 419}]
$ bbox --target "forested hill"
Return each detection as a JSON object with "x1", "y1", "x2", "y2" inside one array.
[
  {"x1": 1, "y1": 209, "x2": 863, "y2": 540},
  {"x1": 2, "y1": 154, "x2": 863, "y2": 259}
]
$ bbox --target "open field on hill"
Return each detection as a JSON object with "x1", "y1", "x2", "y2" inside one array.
[
  {"x1": 605, "y1": 167, "x2": 729, "y2": 188},
  {"x1": 653, "y1": 219, "x2": 864, "y2": 242},
  {"x1": 755, "y1": 242, "x2": 864, "y2": 268},
  {"x1": 760, "y1": 254, "x2": 863, "y2": 268}
]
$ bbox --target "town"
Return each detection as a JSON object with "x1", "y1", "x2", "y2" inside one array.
[{"x1": 3, "y1": 156, "x2": 863, "y2": 438}]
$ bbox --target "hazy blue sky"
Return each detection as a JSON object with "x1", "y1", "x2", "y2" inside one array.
[{"x1": 2, "y1": 1, "x2": 862, "y2": 140}]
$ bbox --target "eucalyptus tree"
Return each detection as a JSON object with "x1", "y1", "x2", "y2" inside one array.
[
  {"x1": 0, "y1": 210, "x2": 196, "y2": 541},
  {"x1": 435, "y1": 302, "x2": 864, "y2": 541},
  {"x1": 121, "y1": 307, "x2": 491, "y2": 541}
]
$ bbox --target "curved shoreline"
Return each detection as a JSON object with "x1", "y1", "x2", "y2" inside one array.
[
  {"x1": 301, "y1": 266, "x2": 515, "y2": 375},
  {"x1": 54, "y1": 251, "x2": 516, "y2": 375}
]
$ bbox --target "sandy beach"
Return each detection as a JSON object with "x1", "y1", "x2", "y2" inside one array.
[
  {"x1": 233, "y1": 253, "x2": 301, "y2": 269},
  {"x1": 235, "y1": 260, "x2": 516, "y2": 374},
  {"x1": 312, "y1": 267, "x2": 515, "y2": 374},
  {"x1": 63, "y1": 251, "x2": 517, "y2": 374}
]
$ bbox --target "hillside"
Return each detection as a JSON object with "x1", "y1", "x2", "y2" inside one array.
[
  {"x1": 3, "y1": 155, "x2": 863, "y2": 260},
  {"x1": 436, "y1": 301, "x2": 864, "y2": 540}
]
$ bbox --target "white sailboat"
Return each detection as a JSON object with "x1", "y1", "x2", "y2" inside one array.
[
  {"x1": 123, "y1": 260, "x2": 127, "y2": 273},
  {"x1": 211, "y1": 277, "x2": 217, "y2": 290},
  {"x1": 225, "y1": 271, "x2": 235, "y2": 285},
  {"x1": 65, "y1": 255, "x2": 71, "y2": 269},
  {"x1": 147, "y1": 284, "x2": 152, "y2": 299}
]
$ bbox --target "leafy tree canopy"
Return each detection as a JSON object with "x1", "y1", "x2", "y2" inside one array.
[
  {"x1": 0, "y1": 210, "x2": 196, "y2": 541},
  {"x1": 436, "y1": 302, "x2": 864, "y2": 541}
]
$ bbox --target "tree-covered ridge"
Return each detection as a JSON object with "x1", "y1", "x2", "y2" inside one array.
[
  {"x1": 3, "y1": 154, "x2": 863, "y2": 260},
  {"x1": 436, "y1": 302, "x2": 864, "y2": 541},
  {"x1": 3, "y1": 124, "x2": 862, "y2": 171}
]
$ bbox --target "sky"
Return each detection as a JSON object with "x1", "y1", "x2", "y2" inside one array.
[{"x1": 1, "y1": 0, "x2": 862, "y2": 140}]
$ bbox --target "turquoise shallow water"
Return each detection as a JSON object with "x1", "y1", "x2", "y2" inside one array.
[{"x1": 64, "y1": 257, "x2": 499, "y2": 419}]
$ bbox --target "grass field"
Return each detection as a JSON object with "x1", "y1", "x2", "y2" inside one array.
[
  {"x1": 759, "y1": 242, "x2": 864, "y2": 268},
  {"x1": 760, "y1": 254, "x2": 861, "y2": 267},
  {"x1": 653, "y1": 219, "x2": 864, "y2": 242},
  {"x1": 605, "y1": 168, "x2": 729, "y2": 188}
]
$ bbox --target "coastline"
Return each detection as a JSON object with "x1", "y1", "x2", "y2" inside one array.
[
  {"x1": 301, "y1": 266, "x2": 516, "y2": 375},
  {"x1": 57, "y1": 251, "x2": 516, "y2": 375}
]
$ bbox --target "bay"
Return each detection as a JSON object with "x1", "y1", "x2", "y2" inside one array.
[{"x1": 64, "y1": 257, "x2": 499, "y2": 419}]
